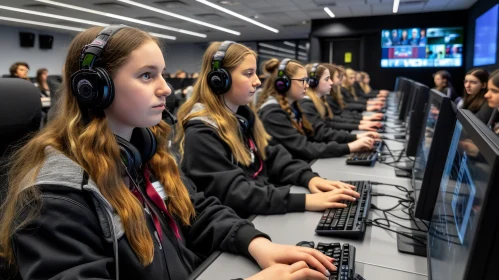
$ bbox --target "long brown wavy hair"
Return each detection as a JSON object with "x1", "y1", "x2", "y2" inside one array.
[
  {"x1": 305, "y1": 63, "x2": 334, "y2": 120},
  {"x1": 256, "y1": 58, "x2": 314, "y2": 136},
  {"x1": 0, "y1": 26, "x2": 195, "y2": 267},
  {"x1": 462, "y1": 68, "x2": 489, "y2": 112},
  {"x1": 327, "y1": 64, "x2": 346, "y2": 109},
  {"x1": 359, "y1": 72, "x2": 372, "y2": 94},
  {"x1": 176, "y1": 42, "x2": 270, "y2": 166}
]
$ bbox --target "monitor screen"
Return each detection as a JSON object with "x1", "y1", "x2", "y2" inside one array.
[
  {"x1": 428, "y1": 120, "x2": 491, "y2": 279},
  {"x1": 413, "y1": 95, "x2": 441, "y2": 202},
  {"x1": 473, "y1": 4, "x2": 498, "y2": 66},
  {"x1": 381, "y1": 27, "x2": 463, "y2": 68}
]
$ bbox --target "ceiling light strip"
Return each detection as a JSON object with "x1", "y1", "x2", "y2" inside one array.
[
  {"x1": 36, "y1": 0, "x2": 206, "y2": 38},
  {"x1": 324, "y1": 7, "x2": 335, "y2": 18},
  {"x1": 0, "y1": 16, "x2": 85, "y2": 31},
  {"x1": 258, "y1": 43, "x2": 295, "y2": 54},
  {"x1": 195, "y1": 0, "x2": 279, "y2": 33},
  {"x1": 117, "y1": 0, "x2": 240, "y2": 35}
]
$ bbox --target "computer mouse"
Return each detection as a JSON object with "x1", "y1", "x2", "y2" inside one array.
[{"x1": 296, "y1": 241, "x2": 315, "y2": 248}]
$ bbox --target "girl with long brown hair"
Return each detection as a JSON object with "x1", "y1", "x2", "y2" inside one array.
[
  {"x1": 176, "y1": 42, "x2": 359, "y2": 220},
  {"x1": 460, "y1": 68, "x2": 493, "y2": 124},
  {"x1": 341, "y1": 68, "x2": 385, "y2": 109},
  {"x1": 484, "y1": 70, "x2": 499, "y2": 134},
  {"x1": 0, "y1": 27, "x2": 336, "y2": 280},
  {"x1": 257, "y1": 58, "x2": 374, "y2": 161},
  {"x1": 300, "y1": 63, "x2": 383, "y2": 133}
]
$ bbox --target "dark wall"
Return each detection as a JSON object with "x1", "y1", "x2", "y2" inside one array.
[
  {"x1": 310, "y1": 11, "x2": 468, "y2": 93},
  {"x1": 465, "y1": 0, "x2": 499, "y2": 72}
]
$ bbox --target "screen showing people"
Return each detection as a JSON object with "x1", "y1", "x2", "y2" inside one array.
[
  {"x1": 381, "y1": 27, "x2": 463, "y2": 68},
  {"x1": 428, "y1": 121, "x2": 489, "y2": 279}
]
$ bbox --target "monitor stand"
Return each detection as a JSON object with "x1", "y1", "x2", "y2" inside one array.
[
  {"x1": 396, "y1": 220, "x2": 428, "y2": 257},
  {"x1": 395, "y1": 161, "x2": 412, "y2": 178}
]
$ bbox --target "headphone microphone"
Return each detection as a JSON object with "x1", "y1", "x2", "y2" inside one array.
[{"x1": 163, "y1": 108, "x2": 177, "y2": 124}]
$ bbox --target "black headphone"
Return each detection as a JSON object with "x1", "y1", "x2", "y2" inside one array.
[
  {"x1": 207, "y1": 41, "x2": 235, "y2": 95},
  {"x1": 274, "y1": 58, "x2": 292, "y2": 94},
  {"x1": 308, "y1": 63, "x2": 320, "y2": 88},
  {"x1": 71, "y1": 25, "x2": 124, "y2": 110},
  {"x1": 116, "y1": 128, "x2": 157, "y2": 172}
]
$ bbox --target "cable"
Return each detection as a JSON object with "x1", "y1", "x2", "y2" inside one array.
[{"x1": 365, "y1": 220, "x2": 427, "y2": 246}]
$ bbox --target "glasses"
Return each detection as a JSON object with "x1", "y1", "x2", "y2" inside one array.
[{"x1": 291, "y1": 77, "x2": 310, "y2": 86}]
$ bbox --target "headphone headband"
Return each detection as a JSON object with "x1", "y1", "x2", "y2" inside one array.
[
  {"x1": 277, "y1": 58, "x2": 291, "y2": 78},
  {"x1": 308, "y1": 62, "x2": 320, "y2": 88},
  {"x1": 80, "y1": 25, "x2": 125, "y2": 70},
  {"x1": 212, "y1": 41, "x2": 235, "y2": 71},
  {"x1": 310, "y1": 63, "x2": 319, "y2": 77}
]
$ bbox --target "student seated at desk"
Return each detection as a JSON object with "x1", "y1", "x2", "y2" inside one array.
[
  {"x1": 299, "y1": 63, "x2": 382, "y2": 132},
  {"x1": 459, "y1": 68, "x2": 493, "y2": 124},
  {"x1": 341, "y1": 68, "x2": 385, "y2": 108},
  {"x1": 432, "y1": 70, "x2": 460, "y2": 104},
  {"x1": 326, "y1": 65, "x2": 385, "y2": 119},
  {"x1": 177, "y1": 42, "x2": 359, "y2": 218},
  {"x1": 0, "y1": 27, "x2": 336, "y2": 280},
  {"x1": 358, "y1": 71, "x2": 390, "y2": 99},
  {"x1": 484, "y1": 70, "x2": 499, "y2": 135},
  {"x1": 256, "y1": 58, "x2": 374, "y2": 161}
]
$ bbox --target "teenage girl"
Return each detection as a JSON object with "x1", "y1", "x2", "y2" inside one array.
[
  {"x1": 256, "y1": 58, "x2": 374, "y2": 161},
  {"x1": 0, "y1": 27, "x2": 335, "y2": 280},
  {"x1": 176, "y1": 42, "x2": 359, "y2": 219},
  {"x1": 484, "y1": 70, "x2": 499, "y2": 134},
  {"x1": 460, "y1": 68, "x2": 493, "y2": 124},
  {"x1": 299, "y1": 63, "x2": 383, "y2": 133},
  {"x1": 341, "y1": 68, "x2": 385, "y2": 108}
]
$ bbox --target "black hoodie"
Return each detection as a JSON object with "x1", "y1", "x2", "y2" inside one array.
[
  {"x1": 341, "y1": 87, "x2": 368, "y2": 105},
  {"x1": 325, "y1": 95, "x2": 364, "y2": 120},
  {"x1": 11, "y1": 147, "x2": 268, "y2": 280},
  {"x1": 299, "y1": 97, "x2": 359, "y2": 132},
  {"x1": 353, "y1": 82, "x2": 378, "y2": 99},
  {"x1": 181, "y1": 103, "x2": 319, "y2": 218},
  {"x1": 258, "y1": 97, "x2": 355, "y2": 161}
]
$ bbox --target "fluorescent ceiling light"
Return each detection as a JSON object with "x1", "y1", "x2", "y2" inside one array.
[
  {"x1": 258, "y1": 43, "x2": 295, "y2": 55},
  {"x1": 0, "y1": 16, "x2": 85, "y2": 32},
  {"x1": 0, "y1": 5, "x2": 175, "y2": 40},
  {"x1": 36, "y1": 0, "x2": 206, "y2": 38},
  {"x1": 117, "y1": 0, "x2": 240, "y2": 35},
  {"x1": 284, "y1": 41, "x2": 308, "y2": 50},
  {"x1": 196, "y1": 0, "x2": 279, "y2": 33},
  {"x1": 259, "y1": 49, "x2": 292, "y2": 58},
  {"x1": 324, "y1": 7, "x2": 335, "y2": 18},
  {"x1": 393, "y1": 0, "x2": 400, "y2": 13}
]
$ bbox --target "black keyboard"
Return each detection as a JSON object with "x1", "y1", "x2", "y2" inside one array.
[
  {"x1": 345, "y1": 141, "x2": 382, "y2": 166},
  {"x1": 296, "y1": 241, "x2": 356, "y2": 280},
  {"x1": 315, "y1": 181, "x2": 372, "y2": 238}
]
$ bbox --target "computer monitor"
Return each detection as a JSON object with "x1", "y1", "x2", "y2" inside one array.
[
  {"x1": 427, "y1": 109, "x2": 499, "y2": 280},
  {"x1": 405, "y1": 83, "x2": 430, "y2": 156},
  {"x1": 413, "y1": 89, "x2": 456, "y2": 220},
  {"x1": 398, "y1": 78, "x2": 414, "y2": 121}
]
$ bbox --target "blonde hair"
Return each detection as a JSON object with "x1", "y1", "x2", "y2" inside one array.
[
  {"x1": 256, "y1": 58, "x2": 314, "y2": 136},
  {"x1": 342, "y1": 68, "x2": 357, "y2": 100},
  {"x1": 359, "y1": 72, "x2": 372, "y2": 93},
  {"x1": 176, "y1": 42, "x2": 270, "y2": 166},
  {"x1": 305, "y1": 63, "x2": 334, "y2": 120},
  {"x1": 0, "y1": 26, "x2": 195, "y2": 267},
  {"x1": 326, "y1": 64, "x2": 346, "y2": 109}
]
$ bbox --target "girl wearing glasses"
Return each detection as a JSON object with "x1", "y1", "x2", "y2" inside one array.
[
  {"x1": 256, "y1": 58, "x2": 374, "y2": 162},
  {"x1": 300, "y1": 63, "x2": 383, "y2": 133},
  {"x1": 460, "y1": 68, "x2": 493, "y2": 124},
  {"x1": 176, "y1": 42, "x2": 360, "y2": 219}
]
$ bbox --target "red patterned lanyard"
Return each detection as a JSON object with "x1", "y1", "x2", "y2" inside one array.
[{"x1": 248, "y1": 138, "x2": 263, "y2": 179}]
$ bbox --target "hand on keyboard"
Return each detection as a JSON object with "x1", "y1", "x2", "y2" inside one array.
[
  {"x1": 356, "y1": 132, "x2": 380, "y2": 140},
  {"x1": 305, "y1": 189, "x2": 360, "y2": 211},
  {"x1": 348, "y1": 138, "x2": 374, "y2": 152},
  {"x1": 245, "y1": 262, "x2": 330, "y2": 280},
  {"x1": 308, "y1": 178, "x2": 356, "y2": 193}
]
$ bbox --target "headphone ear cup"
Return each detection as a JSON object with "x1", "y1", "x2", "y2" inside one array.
[
  {"x1": 275, "y1": 76, "x2": 290, "y2": 94},
  {"x1": 94, "y1": 67, "x2": 115, "y2": 110},
  {"x1": 208, "y1": 69, "x2": 232, "y2": 95},
  {"x1": 116, "y1": 136, "x2": 142, "y2": 171},
  {"x1": 130, "y1": 128, "x2": 157, "y2": 163},
  {"x1": 308, "y1": 77, "x2": 318, "y2": 88}
]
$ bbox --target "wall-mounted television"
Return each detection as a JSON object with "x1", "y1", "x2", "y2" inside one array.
[
  {"x1": 473, "y1": 4, "x2": 498, "y2": 66},
  {"x1": 381, "y1": 27, "x2": 463, "y2": 68}
]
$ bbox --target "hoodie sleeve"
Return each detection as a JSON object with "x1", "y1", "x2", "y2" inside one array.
[
  {"x1": 341, "y1": 87, "x2": 367, "y2": 105},
  {"x1": 259, "y1": 106, "x2": 350, "y2": 161},
  {"x1": 13, "y1": 193, "x2": 114, "y2": 280},
  {"x1": 182, "y1": 175, "x2": 270, "y2": 259},
  {"x1": 298, "y1": 100, "x2": 357, "y2": 143},
  {"x1": 181, "y1": 125, "x2": 306, "y2": 217}
]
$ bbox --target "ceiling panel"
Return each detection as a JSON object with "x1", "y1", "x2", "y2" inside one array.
[{"x1": 0, "y1": 0, "x2": 477, "y2": 43}]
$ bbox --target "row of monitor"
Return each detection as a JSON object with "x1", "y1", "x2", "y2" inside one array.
[{"x1": 390, "y1": 77, "x2": 499, "y2": 280}]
